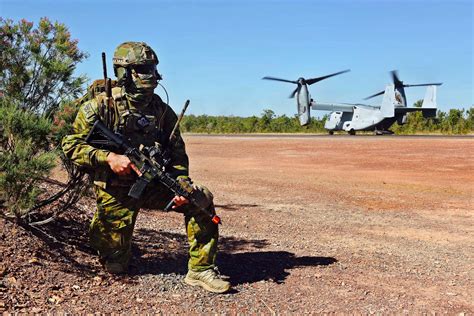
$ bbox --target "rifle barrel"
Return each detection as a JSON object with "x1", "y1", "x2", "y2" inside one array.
[{"x1": 169, "y1": 100, "x2": 190, "y2": 142}]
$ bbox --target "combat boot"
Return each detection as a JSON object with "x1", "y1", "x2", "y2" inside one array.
[
  {"x1": 104, "y1": 261, "x2": 127, "y2": 274},
  {"x1": 184, "y1": 268, "x2": 231, "y2": 293},
  {"x1": 98, "y1": 253, "x2": 128, "y2": 274}
]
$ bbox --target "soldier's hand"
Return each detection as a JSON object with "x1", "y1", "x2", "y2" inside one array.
[
  {"x1": 172, "y1": 195, "x2": 189, "y2": 208},
  {"x1": 106, "y1": 152, "x2": 141, "y2": 176}
]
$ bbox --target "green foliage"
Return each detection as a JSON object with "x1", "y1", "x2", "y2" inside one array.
[
  {"x1": 413, "y1": 99, "x2": 423, "y2": 108},
  {"x1": 0, "y1": 18, "x2": 88, "y2": 220},
  {"x1": 392, "y1": 101, "x2": 473, "y2": 135},
  {"x1": 0, "y1": 17, "x2": 88, "y2": 115},
  {"x1": 467, "y1": 107, "x2": 474, "y2": 131},
  {"x1": 51, "y1": 100, "x2": 80, "y2": 145},
  {"x1": 180, "y1": 109, "x2": 327, "y2": 134},
  {"x1": 0, "y1": 98, "x2": 56, "y2": 218}
]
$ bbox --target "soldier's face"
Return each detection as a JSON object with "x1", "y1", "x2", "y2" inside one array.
[{"x1": 129, "y1": 65, "x2": 158, "y2": 91}]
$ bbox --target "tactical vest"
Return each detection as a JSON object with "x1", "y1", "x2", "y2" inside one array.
[
  {"x1": 94, "y1": 86, "x2": 170, "y2": 150},
  {"x1": 87, "y1": 86, "x2": 171, "y2": 189}
]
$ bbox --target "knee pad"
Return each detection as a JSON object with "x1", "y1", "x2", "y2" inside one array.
[{"x1": 192, "y1": 184, "x2": 214, "y2": 210}]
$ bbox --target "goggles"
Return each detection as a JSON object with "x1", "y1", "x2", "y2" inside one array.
[{"x1": 131, "y1": 64, "x2": 157, "y2": 75}]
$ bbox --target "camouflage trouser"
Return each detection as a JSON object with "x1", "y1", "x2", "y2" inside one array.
[{"x1": 89, "y1": 181, "x2": 218, "y2": 272}]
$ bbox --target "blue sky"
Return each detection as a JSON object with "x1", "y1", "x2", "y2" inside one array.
[{"x1": 1, "y1": 0, "x2": 472, "y2": 117}]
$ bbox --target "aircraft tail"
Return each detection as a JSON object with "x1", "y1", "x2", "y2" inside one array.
[
  {"x1": 381, "y1": 84, "x2": 395, "y2": 118},
  {"x1": 421, "y1": 85, "x2": 437, "y2": 118},
  {"x1": 422, "y1": 86, "x2": 437, "y2": 108}
]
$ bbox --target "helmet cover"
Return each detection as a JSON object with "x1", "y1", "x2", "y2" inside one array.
[{"x1": 113, "y1": 42, "x2": 158, "y2": 67}]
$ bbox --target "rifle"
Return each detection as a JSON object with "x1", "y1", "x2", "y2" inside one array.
[{"x1": 85, "y1": 119, "x2": 221, "y2": 225}]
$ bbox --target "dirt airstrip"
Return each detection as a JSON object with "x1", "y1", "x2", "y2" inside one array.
[{"x1": 1, "y1": 135, "x2": 473, "y2": 313}]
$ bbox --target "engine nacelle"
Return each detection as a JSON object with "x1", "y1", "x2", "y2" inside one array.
[{"x1": 298, "y1": 103, "x2": 310, "y2": 126}]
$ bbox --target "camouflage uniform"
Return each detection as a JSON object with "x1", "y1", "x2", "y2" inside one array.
[{"x1": 61, "y1": 43, "x2": 219, "y2": 274}]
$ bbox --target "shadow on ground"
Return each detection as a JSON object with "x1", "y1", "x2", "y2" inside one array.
[
  {"x1": 131, "y1": 228, "x2": 337, "y2": 285},
  {"x1": 219, "y1": 252, "x2": 337, "y2": 285},
  {"x1": 18, "y1": 204, "x2": 98, "y2": 276},
  {"x1": 26, "y1": 214, "x2": 337, "y2": 286}
]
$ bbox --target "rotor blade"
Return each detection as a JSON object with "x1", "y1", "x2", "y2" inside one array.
[
  {"x1": 306, "y1": 69, "x2": 350, "y2": 86},
  {"x1": 391, "y1": 70, "x2": 403, "y2": 86},
  {"x1": 289, "y1": 86, "x2": 300, "y2": 98},
  {"x1": 262, "y1": 76, "x2": 298, "y2": 84},
  {"x1": 364, "y1": 90, "x2": 385, "y2": 100},
  {"x1": 403, "y1": 83, "x2": 443, "y2": 87}
]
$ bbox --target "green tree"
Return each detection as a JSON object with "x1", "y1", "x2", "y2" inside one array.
[
  {"x1": 0, "y1": 18, "x2": 88, "y2": 221},
  {"x1": 413, "y1": 99, "x2": 423, "y2": 108},
  {"x1": 259, "y1": 109, "x2": 275, "y2": 131},
  {"x1": 0, "y1": 98, "x2": 56, "y2": 218},
  {"x1": 466, "y1": 107, "x2": 474, "y2": 131},
  {"x1": 242, "y1": 116, "x2": 259, "y2": 133},
  {"x1": 0, "y1": 17, "x2": 88, "y2": 115}
]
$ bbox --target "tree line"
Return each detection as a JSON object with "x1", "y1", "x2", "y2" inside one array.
[{"x1": 180, "y1": 108, "x2": 474, "y2": 134}]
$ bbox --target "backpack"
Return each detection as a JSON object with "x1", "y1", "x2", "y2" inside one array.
[{"x1": 75, "y1": 79, "x2": 118, "y2": 107}]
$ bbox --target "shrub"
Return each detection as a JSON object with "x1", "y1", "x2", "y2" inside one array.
[{"x1": 0, "y1": 99, "x2": 56, "y2": 219}]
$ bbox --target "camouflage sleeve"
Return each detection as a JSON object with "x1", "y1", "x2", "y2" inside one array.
[
  {"x1": 162, "y1": 104, "x2": 189, "y2": 178},
  {"x1": 61, "y1": 100, "x2": 110, "y2": 168}
]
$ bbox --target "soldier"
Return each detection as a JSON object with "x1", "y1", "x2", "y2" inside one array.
[{"x1": 62, "y1": 42, "x2": 230, "y2": 293}]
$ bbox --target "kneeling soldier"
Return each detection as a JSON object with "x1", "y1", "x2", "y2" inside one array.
[{"x1": 62, "y1": 42, "x2": 230, "y2": 294}]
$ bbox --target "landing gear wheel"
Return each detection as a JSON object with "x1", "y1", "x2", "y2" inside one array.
[
  {"x1": 348, "y1": 129, "x2": 356, "y2": 135},
  {"x1": 328, "y1": 131, "x2": 334, "y2": 135}
]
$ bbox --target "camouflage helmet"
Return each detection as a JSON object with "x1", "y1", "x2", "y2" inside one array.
[{"x1": 112, "y1": 42, "x2": 158, "y2": 67}]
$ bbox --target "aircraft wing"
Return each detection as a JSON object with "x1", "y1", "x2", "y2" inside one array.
[
  {"x1": 342, "y1": 102, "x2": 380, "y2": 109},
  {"x1": 312, "y1": 102, "x2": 379, "y2": 112},
  {"x1": 311, "y1": 102, "x2": 355, "y2": 112}
]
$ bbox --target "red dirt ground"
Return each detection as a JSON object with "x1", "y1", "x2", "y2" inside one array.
[{"x1": 1, "y1": 135, "x2": 473, "y2": 313}]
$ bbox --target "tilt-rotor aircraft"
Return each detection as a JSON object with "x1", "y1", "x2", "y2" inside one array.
[
  {"x1": 263, "y1": 70, "x2": 442, "y2": 135},
  {"x1": 262, "y1": 69, "x2": 350, "y2": 126}
]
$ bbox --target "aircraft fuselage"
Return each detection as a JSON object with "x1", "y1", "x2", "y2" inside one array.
[{"x1": 323, "y1": 105, "x2": 387, "y2": 132}]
